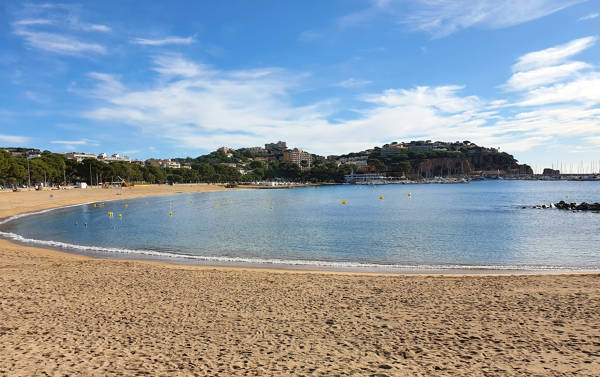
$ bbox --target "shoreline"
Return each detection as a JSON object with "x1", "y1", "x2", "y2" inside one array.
[{"x1": 0, "y1": 184, "x2": 598, "y2": 276}]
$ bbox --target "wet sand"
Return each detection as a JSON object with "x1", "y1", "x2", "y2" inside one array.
[{"x1": 1, "y1": 185, "x2": 599, "y2": 376}]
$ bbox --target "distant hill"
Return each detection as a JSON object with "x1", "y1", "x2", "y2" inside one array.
[
  {"x1": 335, "y1": 140, "x2": 532, "y2": 177},
  {"x1": 1, "y1": 140, "x2": 532, "y2": 186}
]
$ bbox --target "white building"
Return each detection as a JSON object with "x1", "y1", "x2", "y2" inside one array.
[
  {"x1": 65, "y1": 152, "x2": 98, "y2": 162},
  {"x1": 160, "y1": 159, "x2": 181, "y2": 169},
  {"x1": 98, "y1": 153, "x2": 132, "y2": 163}
]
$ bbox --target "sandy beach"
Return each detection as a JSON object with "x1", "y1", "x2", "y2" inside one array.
[{"x1": 1, "y1": 185, "x2": 599, "y2": 376}]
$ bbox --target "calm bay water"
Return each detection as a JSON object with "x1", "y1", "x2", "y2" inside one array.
[{"x1": 2, "y1": 181, "x2": 600, "y2": 271}]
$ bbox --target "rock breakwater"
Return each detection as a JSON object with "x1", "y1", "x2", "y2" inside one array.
[{"x1": 530, "y1": 201, "x2": 600, "y2": 211}]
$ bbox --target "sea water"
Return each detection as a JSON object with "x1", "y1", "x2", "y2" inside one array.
[{"x1": 1, "y1": 181, "x2": 599, "y2": 272}]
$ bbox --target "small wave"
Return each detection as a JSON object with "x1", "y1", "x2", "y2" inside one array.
[{"x1": 0, "y1": 230, "x2": 594, "y2": 272}]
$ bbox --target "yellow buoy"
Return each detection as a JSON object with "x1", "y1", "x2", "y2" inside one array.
[
  {"x1": 565, "y1": 195, "x2": 568, "y2": 199},
  {"x1": 229, "y1": 200, "x2": 232, "y2": 203},
  {"x1": 108, "y1": 212, "x2": 113, "y2": 217},
  {"x1": 216, "y1": 201, "x2": 220, "y2": 205},
  {"x1": 190, "y1": 200, "x2": 193, "y2": 203},
  {"x1": 342, "y1": 200, "x2": 347, "y2": 205},
  {"x1": 93, "y1": 203, "x2": 97, "y2": 207},
  {"x1": 125, "y1": 204, "x2": 128, "y2": 208},
  {"x1": 269, "y1": 206, "x2": 273, "y2": 210},
  {"x1": 169, "y1": 211, "x2": 173, "y2": 216},
  {"x1": 408, "y1": 193, "x2": 412, "y2": 197},
  {"x1": 379, "y1": 196, "x2": 384, "y2": 200},
  {"x1": 118, "y1": 213, "x2": 122, "y2": 218}
]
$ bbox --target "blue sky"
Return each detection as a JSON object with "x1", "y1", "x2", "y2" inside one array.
[{"x1": 1, "y1": 0, "x2": 599, "y2": 172}]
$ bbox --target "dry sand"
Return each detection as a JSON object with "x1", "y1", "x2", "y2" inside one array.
[{"x1": 1, "y1": 185, "x2": 599, "y2": 376}]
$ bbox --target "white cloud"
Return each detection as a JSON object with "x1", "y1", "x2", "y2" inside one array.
[
  {"x1": 518, "y1": 72, "x2": 600, "y2": 106},
  {"x1": 78, "y1": 34, "x2": 600, "y2": 160},
  {"x1": 80, "y1": 56, "x2": 510, "y2": 155},
  {"x1": 335, "y1": 78, "x2": 372, "y2": 88},
  {"x1": 17, "y1": 3, "x2": 111, "y2": 32},
  {"x1": 14, "y1": 29, "x2": 106, "y2": 55},
  {"x1": 504, "y1": 37, "x2": 600, "y2": 107},
  {"x1": 152, "y1": 55, "x2": 212, "y2": 78},
  {"x1": 505, "y1": 62, "x2": 591, "y2": 91},
  {"x1": 87, "y1": 72, "x2": 124, "y2": 97},
  {"x1": 339, "y1": 0, "x2": 583, "y2": 37},
  {"x1": 11, "y1": 4, "x2": 110, "y2": 55},
  {"x1": 513, "y1": 36, "x2": 597, "y2": 72},
  {"x1": 79, "y1": 23, "x2": 111, "y2": 32},
  {"x1": 14, "y1": 19, "x2": 54, "y2": 26},
  {"x1": 403, "y1": 0, "x2": 583, "y2": 37},
  {"x1": 51, "y1": 140, "x2": 88, "y2": 145},
  {"x1": 0, "y1": 134, "x2": 30, "y2": 145},
  {"x1": 132, "y1": 36, "x2": 195, "y2": 46},
  {"x1": 494, "y1": 36, "x2": 600, "y2": 159},
  {"x1": 579, "y1": 13, "x2": 599, "y2": 21},
  {"x1": 586, "y1": 135, "x2": 600, "y2": 144}
]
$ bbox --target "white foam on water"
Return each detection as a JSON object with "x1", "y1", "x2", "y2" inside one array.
[{"x1": 1, "y1": 228, "x2": 593, "y2": 272}]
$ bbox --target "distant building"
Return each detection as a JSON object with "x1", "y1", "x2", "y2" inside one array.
[
  {"x1": 161, "y1": 159, "x2": 180, "y2": 169},
  {"x1": 283, "y1": 148, "x2": 312, "y2": 169},
  {"x1": 380, "y1": 144, "x2": 408, "y2": 157},
  {"x1": 245, "y1": 146, "x2": 267, "y2": 155},
  {"x1": 3, "y1": 148, "x2": 41, "y2": 158},
  {"x1": 98, "y1": 153, "x2": 131, "y2": 163},
  {"x1": 344, "y1": 172, "x2": 386, "y2": 184},
  {"x1": 65, "y1": 152, "x2": 98, "y2": 162},
  {"x1": 217, "y1": 146, "x2": 231, "y2": 154},
  {"x1": 265, "y1": 141, "x2": 287, "y2": 153},
  {"x1": 338, "y1": 156, "x2": 368, "y2": 168}
]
